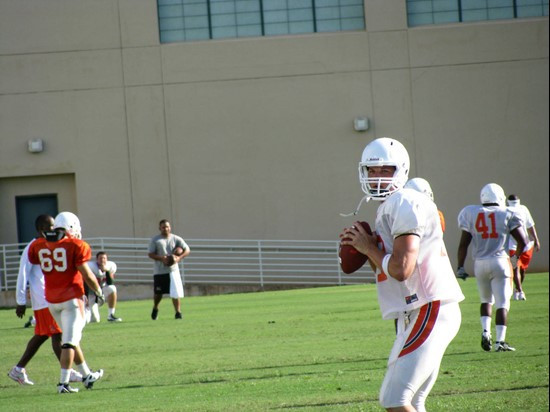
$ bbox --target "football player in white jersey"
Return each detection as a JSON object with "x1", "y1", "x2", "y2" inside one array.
[
  {"x1": 506, "y1": 194, "x2": 540, "y2": 300},
  {"x1": 86, "y1": 251, "x2": 122, "y2": 322},
  {"x1": 457, "y1": 184, "x2": 528, "y2": 353},
  {"x1": 404, "y1": 177, "x2": 446, "y2": 233},
  {"x1": 340, "y1": 137, "x2": 464, "y2": 412}
]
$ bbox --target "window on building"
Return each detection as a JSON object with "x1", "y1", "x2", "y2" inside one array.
[
  {"x1": 158, "y1": 0, "x2": 365, "y2": 43},
  {"x1": 407, "y1": 0, "x2": 549, "y2": 27}
]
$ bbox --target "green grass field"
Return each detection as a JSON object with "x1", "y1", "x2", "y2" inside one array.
[{"x1": 1, "y1": 274, "x2": 548, "y2": 411}]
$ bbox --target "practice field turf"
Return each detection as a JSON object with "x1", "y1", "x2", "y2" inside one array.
[{"x1": 1, "y1": 274, "x2": 548, "y2": 411}]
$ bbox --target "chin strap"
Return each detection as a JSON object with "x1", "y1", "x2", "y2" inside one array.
[{"x1": 340, "y1": 195, "x2": 370, "y2": 217}]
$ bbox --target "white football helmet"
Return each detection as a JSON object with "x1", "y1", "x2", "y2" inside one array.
[
  {"x1": 54, "y1": 211, "x2": 82, "y2": 239},
  {"x1": 359, "y1": 137, "x2": 410, "y2": 201},
  {"x1": 404, "y1": 177, "x2": 434, "y2": 201},
  {"x1": 480, "y1": 183, "x2": 506, "y2": 206}
]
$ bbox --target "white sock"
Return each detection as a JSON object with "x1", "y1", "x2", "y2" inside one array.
[
  {"x1": 481, "y1": 316, "x2": 491, "y2": 333},
  {"x1": 496, "y1": 325, "x2": 507, "y2": 342},
  {"x1": 75, "y1": 362, "x2": 91, "y2": 377},
  {"x1": 60, "y1": 368, "x2": 71, "y2": 384},
  {"x1": 109, "y1": 308, "x2": 115, "y2": 316}
]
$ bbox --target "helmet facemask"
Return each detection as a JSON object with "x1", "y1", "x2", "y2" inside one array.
[{"x1": 359, "y1": 164, "x2": 406, "y2": 200}]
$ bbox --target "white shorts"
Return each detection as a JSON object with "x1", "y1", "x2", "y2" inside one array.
[
  {"x1": 474, "y1": 257, "x2": 513, "y2": 310},
  {"x1": 48, "y1": 298, "x2": 86, "y2": 347},
  {"x1": 102, "y1": 284, "x2": 117, "y2": 297},
  {"x1": 170, "y1": 266, "x2": 184, "y2": 299},
  {"x1": 379, "y1": 301, "x2": 461, "y2": 409}
]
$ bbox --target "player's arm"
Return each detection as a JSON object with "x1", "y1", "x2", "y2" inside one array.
[
  {"x1": 104, "y1": 262, "x2": 117, "y2": 285},
  {"x1": 368, "y1": 259, "x2": 378, "y2": 273},
  {"x1": 455, "y1": 230, "x2": 472, "y2": 280},
  {"x1": 378, "y1": 234, "x2": 419, "y2": 282},
  {"x1": 77, "y1": 262, "x2": 104, "y2": 303},
  {"x1": 174, "y1": 246, "x2": 191, "y2": 263},
  {"x1": 511, "y1": 226, "x2": 528, "y2": 258},
  {"x1": 148, "y1": 239, "x2": 166, "y2": 261},
  {"x1": 148, "y1": 251, "x2": 164, "y2": 261},
  {"x1": 345, "y1": 222, "x2": 419, "y2": 282},
  {"x1": 148, "y1": 250, "x2": 172, "y2": 265},
  {"x1": 149, "y1": 251, "x2": 168, "y2": 265},
  {"x1": 527, "y1": 226, "x2": 540, "y2": 252},
  {"x1": 457, "y1": 230, "x2": 472, "y2": 268},
  {"x1": 105, "y1": 270, "x2": 114, "y2": 285},
  {"x1": 15, "y1": 245, "x2": 32, "y2": 318}
]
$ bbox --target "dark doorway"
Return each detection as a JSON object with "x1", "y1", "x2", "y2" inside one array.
[{"x1": 16, "y1": 194, "x2": 58, "y2": 243}]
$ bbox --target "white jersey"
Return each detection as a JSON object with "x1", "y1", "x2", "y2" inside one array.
[
  {"x1": 458, "y1": 204, "x2": 523, "y2": 260},
  {"x1": 87, "y1": 260, "x2": 117, "y2": 286},
  {"x1": 507, "y1": 204, "x2": 535, "y2": 251},
  {"x1": 374, "y1": 188, "x2": 464, "y2": 320},
  {"x1": 16, "y1": 239, "x2": 49, "y2": 310}
]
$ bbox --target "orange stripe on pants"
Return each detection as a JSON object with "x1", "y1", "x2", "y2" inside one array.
[{"x1": 399, "y1": 301, "x2": 440, "y2": 358}]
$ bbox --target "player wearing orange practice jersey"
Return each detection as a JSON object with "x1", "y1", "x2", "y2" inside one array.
[
  {"x1": 27, "y1": 212, "x2": 105, "y2": 394},
  {"x1": 8, "y1": 214, "x2": 82, "y2": 386}
]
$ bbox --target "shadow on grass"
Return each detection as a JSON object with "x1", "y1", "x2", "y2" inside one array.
[{"x1": 269, "y1": 384, "x2": 550, "y2": 410}]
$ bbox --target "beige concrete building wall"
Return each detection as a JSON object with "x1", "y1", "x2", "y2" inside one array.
[
  {"x1": 0, "y1": 174, "x2": 77, "y2": 238},
  {"x1": 0, "y1": 1, "x2": 548, "y2": 272}
]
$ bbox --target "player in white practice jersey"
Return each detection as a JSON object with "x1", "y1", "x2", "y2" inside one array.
[
  {"x1": 506, "y1": 194, "x2": 540, "y2": 300},
  {"x1": 457, "y1": 183, "x2": 527, "y2": 352},
  {"x1": 340, "y1": 137, "x2": 464, "y2": 412},
  {"x1": 86, "y1": 252, "x2": 121, "y2": 322},
  {"x1": 404, "y1": 177, "x2": 446, "y2": 233}
]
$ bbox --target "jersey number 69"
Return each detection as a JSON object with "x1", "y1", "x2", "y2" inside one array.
[{"x1": 38, "y1": 248, "x2": 68, "y2": 272}]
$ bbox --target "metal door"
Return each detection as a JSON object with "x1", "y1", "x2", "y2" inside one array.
[{"x1": 15, "y1": 194, "x2": 58, "y2": 243}]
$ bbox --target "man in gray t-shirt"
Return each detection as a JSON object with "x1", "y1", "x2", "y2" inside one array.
[{"x1": 147, "y1": 219, "x2": 190, "y2": 320}]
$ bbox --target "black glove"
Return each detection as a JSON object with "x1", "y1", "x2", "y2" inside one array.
[
  {"x1": 456, "y1": 267, "x2": 469, "y2": 281},
  {"x1": 15, "y1": 305, "x2": 26, "y2": 319}
]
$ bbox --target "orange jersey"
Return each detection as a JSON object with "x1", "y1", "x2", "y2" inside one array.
[
  {"x1": 28, "y1": 237, "x2": 91, "y2": 304},
  {"x1": 438, "y1": 210, "x2": 446, "y2": 233}
]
